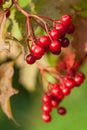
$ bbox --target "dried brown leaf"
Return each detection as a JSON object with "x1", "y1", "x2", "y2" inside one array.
[
  {"x1": 0, "y1": 11, "x2": 9, "y2": 52},
  {"x1": 0, "y1": 62, "x2": 18, "y2": 120}
]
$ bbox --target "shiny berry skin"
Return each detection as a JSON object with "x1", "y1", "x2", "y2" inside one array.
[
  {"x1": 42, "y1": 113, "x2": 51, "y2": 123},
  {"x1": 60, "y1": 14, "x2": 72, "y2": 28},
  {"x1": 55, "y1": 23, "x2": 65, "y2": 35},
  {"x1": 51, "y1": 97, "x2": 59, "y2": 108},
  {"x1": 49, "y1": 28, "x2": 60, "y2": 40},
  {"x1": 0, "y1": 0, "x2": 3, "y2": 5},
  {"x1": 37, "y1": 35, "x2": 51, "y2": 49},
  {"x1": 57, "y1": 107, "x2": 67, "y2": 115},
  {"x1": 67, "y1": 24, "x2": 75, "y2": 34},
  {"x1": 74, "y1": 72, "x2": 85, "y2": 86},
  {"x1": 6, "y1": 10, "x2": 10, "y2": 18},
  {"x1": 31, "y1": 45, "x2": 45, "y2": 59},
  {"x1": 42, "y1": 104, "x2": 52, "y2": 113},
  {"x1": 50, "y1": 40, "x2": 61, "y2": 55},
  {"x1": 26, "y1": 54, "x2": 36, "y2": 64},
  {"x1": 58, "y1": 93, "x2": 64, "y2": 100},
  {"x1": 64, "y1": 77, "x2": 75, "y2": 89},
  {"x1": 42, "y1": 94, "x2": 51, "y2": 104},
  {"x1": 61, "y1": 87, "x2": 71, "y2": 96},
  {"x1": 50, "y1": 83, "x2": 62, "y2": 98},
  {"x1": 60, "y1": 37, "x2": 70, "y2": 47}
]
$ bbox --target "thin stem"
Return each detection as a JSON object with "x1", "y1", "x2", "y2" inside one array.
[
  {"x1": 40, "y1": 70, "x2": 46, "y2": 92},
  {"x1": 13, "y1": 0, "x2": 53, "y2": 41},
  {"x1": 30, "y1": 20, "x2": 37, "y2": 42},
  {"x1": 36, "y1": 62, "x2": 64, "y2": 84},
  {"x1": 32, "y1": 17, "x2": 46, "y2": 31},
  {"x1": 45, "y1": 68, "x2": 64, "y2": 84},
  {"x1": 38, "y1": 15, "x2": 58, "y2": 23},
  {"x1": 26, "y1": 17, "x2": 31, "y2": 36},
  {"x1": 14, "y1": 0, "x2": 29, "y2": 17},
  {"x1": 31, "y1": 14, "x2": 52, "y2": 41}
]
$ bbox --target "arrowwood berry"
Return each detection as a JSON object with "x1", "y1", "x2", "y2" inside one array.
[
  {"x1": 42, "y1": 113, "x2": 51, "y2": 123},
  {"x1": 60, "y1": 37, "x2": 70, "y2": 47},
  {"x1": 58, "y1": 93, "x2": 64, "y2": 100},
  {"x1": 26, "y1": 54, "x2": 36, "y2": 64},
  {"x1": 55, "y1": 23, "x2": 65, "y2": 36},
  {"x1": 64, "y1": 77, "x2": 75, "y2": 89},
  {"x1": 57, "y1": 107, "x2": 67, "y2": 115},
  {"x1": 42, "y1": 104, "x2": 52, "y2": 113},
  {"x1": 74, "y1": 72, "x2": 85, "y2": 86},
  {"x1": 61, "y1": 87, "x2": 71, "y2": 96},
  {"x1": 49, "y1": 28, "x2": 60, "y2": 40},
  {"x1": 51, "y1": 97, "x2": 59, "y2": 108},
  {"x1": 42, "y1": 93, "x2": 51, "y2": 104},
  {"x1": 67, "y1": 24, "x2": 75, "y2": 34},
  {"x1": 49, "y1": 40, "x2": 61, "y2": 55},
  {"x1": 60, "y1": 14, "x2": 72, "y2": 28},
  {"x1": 37, "y1": 35, "x2": 51, "y2": 49},
  {"x1": 31, "y1": 44, "x2": 45, "y2": 59},
  {"x1": 50, "y1": 83, "x2": 62, "y2": 98}
]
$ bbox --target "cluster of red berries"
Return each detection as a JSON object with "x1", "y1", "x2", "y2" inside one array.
[
  {"x1": 26, "y1": 14, "x2": 75, "y2": 65},
  {"x1": 42, "y1": 71, "x2": 85, "y2": 123}
]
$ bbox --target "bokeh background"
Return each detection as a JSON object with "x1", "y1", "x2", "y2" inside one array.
[{"x1": 0, "y1": 0, "x2": 87, "y2": 130}]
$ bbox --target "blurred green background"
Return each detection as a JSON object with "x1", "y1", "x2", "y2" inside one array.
[{"x1": 0, "y1": 0, "x2": 87, "y2": 130}]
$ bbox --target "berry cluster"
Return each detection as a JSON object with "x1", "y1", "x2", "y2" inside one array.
[
  {"x1": 42, "y1": 71, "x2": 85, "y2": 123},
  {"x1": 26, "y1": 14, "x2": 75, "y2": 64}
]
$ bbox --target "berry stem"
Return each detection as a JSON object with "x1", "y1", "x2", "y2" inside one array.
[
  {"x1": 32, "y1": 17, "x2": 47, "y2": 31},
  {"x1": 13, "y1": 0, "x2": 52, "y2": 42},
  {"x1": 36, "y1": 62, "x2": 64, "y2": 84},
  {"x1": 38, "y1": 15, "x2": 58, "y2": 23},
  {"x1": 14, "y1": 0, "x2": 29, "y2": 17},
  {"x1": 26, "y1": 17, "x2": 31, "y2": 37}
]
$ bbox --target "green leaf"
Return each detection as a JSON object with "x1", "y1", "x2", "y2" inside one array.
[{"x1": 18, "y1": 0, "x2": 32, "y2": 8}]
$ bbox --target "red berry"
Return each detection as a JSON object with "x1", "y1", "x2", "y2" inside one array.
[
  {"x1": 42, "y1": 113, "x2": 51, "y2": 123},
  {"x1": 51, "y1": 97, "x2": 59, "y2": 108},
  {"x1": 26, "y1": 54, "x2": 36, "y2": 64},
  {"x1": 60, "y1": 37, "x2": 70, "y2": 47},
  {"x1": 42, "y1": 93, "x2": 51, "y2": 104},
  {"x1": 49, "y1": 28, "x2": 60, "y2": 40},
  {"x1": 57, "y1": 107, "x2": 67, "y2": 115},
  {"x1": 60, "y1": 14, "x2": 72, "y2": 28},
  {"x1": 58, "y1": 93, "x2": 64, "y2": 100},
  {"x1": 42, "y1": 104, "x2": 52, "y2": 113},
  {"x1": 50, "y1": 40, "x2": 61, "y2": 55},
  {"x1": 74, "y1": 72, "x2": 85, "y2": 86},
  {"x1": 6, "y1": 10, "x2": 10, "y2": 18},
  {"x1": 50, "y1": 83, "x2": 62, "y2": 98},
  {"x1": 37, "y1": 35, "x2": 51, "y2": 49},
  {"x1": 67, "y1": 24, "x2": 75, "y2": 34},
  {"x1": 0, "y1": 0, "x2": 3, "y2": 5},
  {"x1": 31, "y1": 44, "x2": 45, "y2": 59},
  {"x1": 61, "y1": 87, "x2": 71, "y2": 96},
  {"x1": 55, "y1": 23, "x2": 65, "y2": 35},
  {"x1": 64, "y1": 77, "x2": 75, "y2": 89}
]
